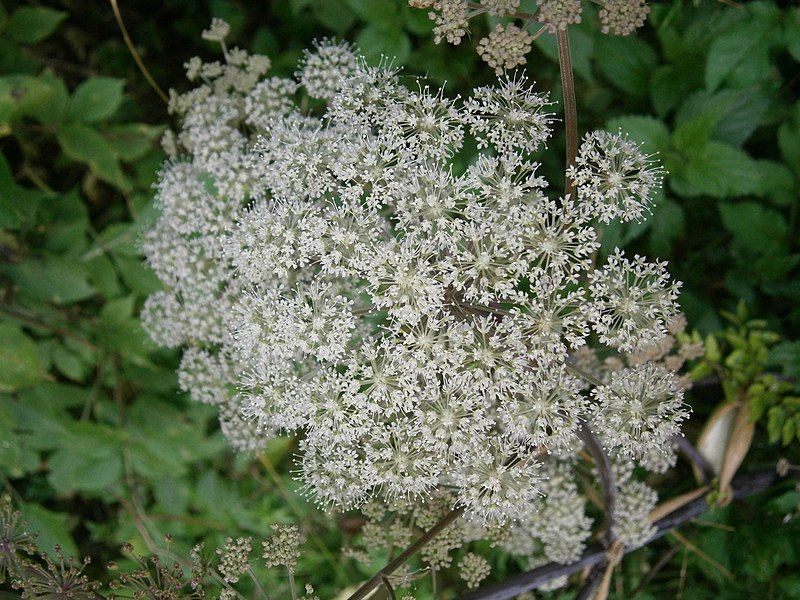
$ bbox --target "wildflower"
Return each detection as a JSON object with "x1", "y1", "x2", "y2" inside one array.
[
  {"x1": 590, "y1": 364, "x2": 689, "y2": 460},
  {"x1": 262, "y1": 525, "x2": 303, "y2": 573},
  {"x1": 538, "y1": 0, "x2": 583, "y2": 33},
  {"x1": 430, "y1": 0, "x2": 469, "y2": 44},
  {"x1": 458, "y1": 552, "x2": 491, "y2": 588},
  {"x1": 599, "y1": 0, "x2": 651, "y2": 36},
  {"x1": 477, "y1": 24, "x2": 533, "y2": 74},
  {"x1": 296, "y1": 39, "x2": 358, "y2": 100},
  {"x1": 201, "y1": 17, "x2": 230, "y2": 42},
  {"x1": 568, "y1": 130, "x2": 663, "y2": 223},
  {"x1": 587, "y1": 250, "x2": 681, "y2": 352},
  {"x1": 142, "y1": 32, "x2": 681, "y2": 531},
  {"x1": 216, "y1": 537, "x2": 252, "y2": 583}
]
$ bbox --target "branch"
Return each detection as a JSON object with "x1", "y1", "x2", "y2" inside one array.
[
  {"x1": 673, "y1": 434, "x2": 716, "y2": 484},
  {"x1": 459, "y1": 468, "x2": 799, "y2": 600},
  {"x1": 108, "y1": 0, "x2": 169, "y2": 104},
  {"x1": 347, "y1": 507, "x2": 465, "y2": 600},
  {"x1": 577, "y1": 423, "x2": 616, "y2": 544}
]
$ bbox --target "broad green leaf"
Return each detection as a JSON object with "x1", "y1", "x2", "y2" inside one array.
[
  {"x1": 3, "y1": 258, "x2": 95, "y2": 304},
  {"x1": 57, "y1": 123, "x2": 129, "y2": 190},
  {"x1": 705, "y1": 11, "x2": 775, "y2": 91},
  {"x1": 356, "y1": 23, "x2": 411, "y2": 65},
  {"x1": 68, "y1": 77, "x2": 125, "y2": 123},
  {"x1": 0, "y1": 323, "x2": 46, "y2": 392},
  {"x1": 675, "y1": 87, "x2": 770, "y2": 146},
  {"x1": 343, "y1": 0, "x2": 396, "y2": 27},
  {"x1": 719, "y1": 201, "x2": 787, "y2": 255},
  {"x1": 0, "y1": 73, "x2": 68, "y2": 125},
  {"x1": 19, "y1": 504, "x2": 78, "y2": 557},
  {"x1": 669, "y1": 141, "x2": 763, "y2": 198},
  {"x1": 7, "y1": 6, "x2": 67, "y2": 44},
  {"x1": 650, "y1": 64, "x2": 696, "y2": 117},
  {"x1": 310, "y1": 0, "x2": 357, "y2": 33},
  {"x1": 595, "y1": 35, "x2": 657, "y2": 98},
  {"x1": 606, "y1": 115, "x2": 670, "y2": 155},
  {"x1": 103, "y1": 123, "x2": 164, "y2": 162}
]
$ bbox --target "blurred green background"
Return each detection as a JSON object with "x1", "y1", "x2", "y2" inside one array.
[{"x1": 1, "y1": 0, "x2": 799, "y2": 597}]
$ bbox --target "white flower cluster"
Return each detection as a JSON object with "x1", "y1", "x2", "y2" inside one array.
[
  {"x1": 413, "y1": 0, "x2": 653, "y2": 74},
  {"x1": 142, "y1": 29, "x2": 686, "y2": 562}
]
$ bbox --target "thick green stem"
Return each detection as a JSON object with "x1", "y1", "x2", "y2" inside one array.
[{"x1": 557, "y1": 30, "x2": 579, "y2": 198}]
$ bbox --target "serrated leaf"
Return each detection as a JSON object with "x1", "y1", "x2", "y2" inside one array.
[
  {"x1": 705, "y1": 15, "x2": 773, "y2": 91},
  {"x1": 669, "y1": 141, "x2": 763, "y2": 198},
  {"x1": 675, "y1": 87, "x2": 770, "y2": 147},
  {"x1": 0, "y1": 324, "x2": 46, "y2": 392},
  {"x1": 68, "y1": 77, "x2": 125, "y2": 123},
  {"x1": 7, "y1": 6, "x2": 67, "y2": 44}
]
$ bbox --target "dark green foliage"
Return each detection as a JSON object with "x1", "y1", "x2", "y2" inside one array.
[{"x1": 0, "y1": 0, "x2": 799, "y2": 597}]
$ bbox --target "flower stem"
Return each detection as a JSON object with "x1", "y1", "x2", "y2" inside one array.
[
  {"x1": 557, "y1": 30, "x2": 579, "y2": 198},
  {"x1": 347, "y1": 507, "x2": 464, "y2": 600}
]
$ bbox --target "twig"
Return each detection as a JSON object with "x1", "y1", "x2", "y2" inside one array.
[
  {"x1": 348, "y1": 507, "x2": 465, "y2": 600},
  {"x1": 673, "y1": 434, "x2": 716, "y2": 484},
  {"x1": 556, "y1": 30, "x2": 579, "y2": 198},
  {"x1": 576, "y1": 423, "x2": 616, "y2": 599},
  {"x1": 108, "y1": 0, "x2": 169, "y2": 104},
  {"x1": 459, "y1": 468, "x2": 799, "y2": 599},
  {"x1": 577, "y1": 423, "x2": 616, "y2": 544}
]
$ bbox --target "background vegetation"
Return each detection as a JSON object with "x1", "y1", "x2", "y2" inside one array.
[{"x1": 0, "y1": 0, "x2": 799, "y2": 597}]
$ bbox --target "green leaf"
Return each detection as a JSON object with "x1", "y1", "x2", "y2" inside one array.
[
  {"x1": 311, "y1": 0, "x2": 357, "y2": 33},
  {"x1": 68, "y1": 77, "x2": 125, "y2": 123},
  {"x1": 605, "y1": 115, "x2": 670, "y2": 155},
  {"x1": 3, "y1": 257, "x2": 95, "y2": 304},
  {"x1": 103, "y1": 123, "x2": 164, "y2": 162},
  {"x1": 343, "y1": 0, "x2": 397, "y2": 27},
  {"x1": 719, "y1": 201, "x2": 787, "y2": 255},
  {"x1": 356, "y1": 23, "x2": 411, "y2": 65},
  {"x1": 47, "y1": 423, "x2": 124, "y2": 495},
  {"x1": 669, "y1": 141, "x2": 763, "y2": 199},
  {"x1": 0, "y1": 324, "x2": 46, "y2": 392},
  {"x1": 675, "y1": 87, "x2": 770, "y2": 146},
  {"x1": 650, "y1": 64, "x2": 696, "y2": 117},
  {"x1": 786, "y1": 8, "x2": 800, "y2": 62},
  {"x1": 57, "y1": 123, "x2": 129, "y2": 190},
  {"x1": 19, "y1": 504, "x2": 78, "y2": 557},
  {"x1": 705, "y1": 13, "x2": 775, "y2": 91},
  {"x1": 595, "y1": 35, "x2": 657, "y2": 98},
  {"x1": 7, "y1": 6, "x2": 67, "y2": 44}
]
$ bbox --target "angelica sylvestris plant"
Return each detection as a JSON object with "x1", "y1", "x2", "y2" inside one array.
[{"x1": 141, "y1": 17, "x2": 695, "y2": 592}]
